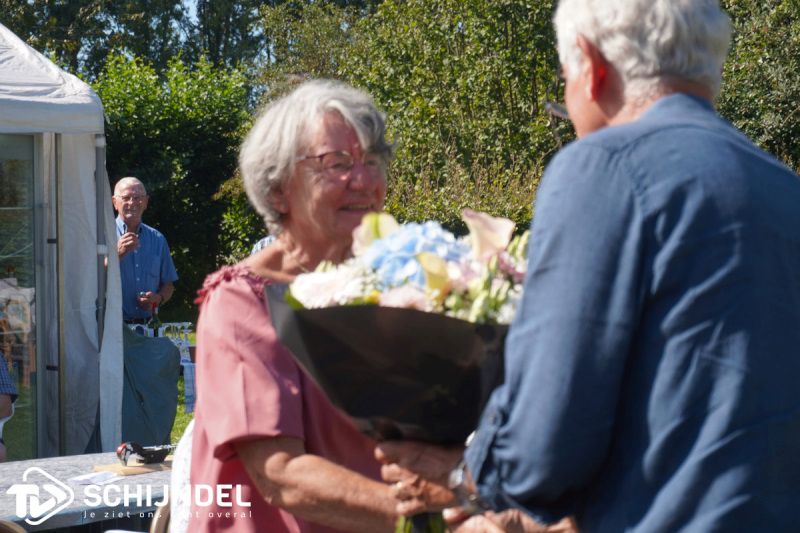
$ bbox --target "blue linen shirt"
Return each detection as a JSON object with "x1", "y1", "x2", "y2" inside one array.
[
  {"x1": 466, "y1": 94, "x2": 800, "y2": 532},
  {"x1": 116, "y1": 217, "x2": 179, "y2": 320}
]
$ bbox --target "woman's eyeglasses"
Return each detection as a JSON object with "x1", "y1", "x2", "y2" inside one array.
[{"x1": 296, "y1": 150, "x2": 386, "y2": 177}]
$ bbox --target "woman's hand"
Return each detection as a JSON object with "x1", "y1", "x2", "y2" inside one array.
[
  {"x1": 375, "y1": 441, "x2": 463, "y2": 515},
  {"x1": 237, "y1": 436, "x2": 397, "y2": 531}
]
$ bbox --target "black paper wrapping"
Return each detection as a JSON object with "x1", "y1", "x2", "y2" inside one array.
[{"x1": 266, "y1": 284, "x2": 506, "y2": 445}]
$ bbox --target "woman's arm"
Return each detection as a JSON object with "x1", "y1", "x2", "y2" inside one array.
[{"x1": 236, "y1": 436, "x2": 397, "y2": 532}]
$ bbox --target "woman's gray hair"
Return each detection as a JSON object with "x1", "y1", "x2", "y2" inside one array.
[
  {"x1": 239, "y1": 79, "x2": 393, "y2": 235},
  {"x1": 554, "y1": 0, "x2": 731, "y2": 99}
]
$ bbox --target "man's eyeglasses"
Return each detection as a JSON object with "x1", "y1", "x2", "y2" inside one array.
[
  {"x1": 115, "y1": 194, "x2": 147, "y2": 203},
  {"x1": 544, "y1": 70, "x2": 572, "y2": 148},
  {"x1": 296, "y1": 150, "x2": 386, "y2": 177}
]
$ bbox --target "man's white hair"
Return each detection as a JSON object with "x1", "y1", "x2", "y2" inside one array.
[
  {"x1": 114, "y1": 176, "x2": 147, "y2": 195},
  {"x1": 239, "y1": 79, "x2": 393, "y2": 236},
  {"x1": 554, "y1": 0, "x2": 732, "y2": 99}
]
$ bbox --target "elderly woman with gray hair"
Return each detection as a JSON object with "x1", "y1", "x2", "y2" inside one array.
[
  {"x1": 189, "y1": 79, "x2": 398, "y2": 532},
  {"x1": 377, "y1": 0, "x2": 800, "y2": 532}
]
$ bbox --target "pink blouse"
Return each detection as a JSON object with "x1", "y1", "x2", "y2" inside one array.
[{"x1": 188, "y1": 265, "x2": 382, "y2": 532}]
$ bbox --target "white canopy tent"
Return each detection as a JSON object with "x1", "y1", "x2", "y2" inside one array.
[{"x1": 0, "y1": 22, "x2": 122, "y2": 456}]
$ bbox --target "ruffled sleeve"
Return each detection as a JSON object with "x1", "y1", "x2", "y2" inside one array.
[{"x1": 193, "y1": 265, "x2": 305, "y2": 462}]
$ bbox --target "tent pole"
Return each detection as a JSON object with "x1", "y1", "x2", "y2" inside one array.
[
  {"x1": 56, "y1": 134, "x2": 66, "y2": 456},
  {"x1": 94, "y1": 135, "x2": 108, "y2": 451},
  {"x1": 95, "y1": 135, "x2": 107, "y2": 345}
]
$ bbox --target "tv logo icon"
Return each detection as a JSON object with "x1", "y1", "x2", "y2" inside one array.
[{"x1": 6, "y1": 467, "x2": 75, "y2": 525}]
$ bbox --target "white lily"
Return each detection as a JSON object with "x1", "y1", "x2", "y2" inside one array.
[{"x1": 462, "y1": 209, "x2": 515, "y2": 261}]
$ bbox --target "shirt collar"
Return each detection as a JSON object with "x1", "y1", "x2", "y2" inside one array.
[{"x1": 116, "y1": 216, "x2": 142, "y2": 235}]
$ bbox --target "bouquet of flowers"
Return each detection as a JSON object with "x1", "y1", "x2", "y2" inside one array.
[
  {"x1": 288, "y1": 209, "x2": 529, "y2": 325},
  {"x1": 266, "y1": 210, "x2": 529, "y2": 532},
  {"x1": 267, "y1": 209, "x2": 530, "y2": 444}
]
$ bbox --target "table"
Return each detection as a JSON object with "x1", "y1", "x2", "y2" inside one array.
[{"x1": 0, "y1": 452, "x2": 170, "y2": 531}]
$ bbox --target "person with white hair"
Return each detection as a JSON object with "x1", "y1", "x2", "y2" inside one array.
[
  {"x1": 190, "y1": 79, "x2": 398, "y2": 532},
  {"x1": 112, "y1": 176, "x2": 178, "y2": 324},
  {"x1": 376, "y1": 1, "x2": 800, "y2": 532}
]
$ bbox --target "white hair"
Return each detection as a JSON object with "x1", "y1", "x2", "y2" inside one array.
[
  {"x1": 114, "y1": 177, "x2": 147, "y2": 195},
  {"x1": 239, "y1": 79, "x2": 393, "y2": 236},
  {"x1": 554, "y1": 0, "x2": 732, "y2": 98}
]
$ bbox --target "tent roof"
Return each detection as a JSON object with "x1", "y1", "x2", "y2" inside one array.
[{"x1": 0, "y1": 23, "x2": 104, "y2": 134}]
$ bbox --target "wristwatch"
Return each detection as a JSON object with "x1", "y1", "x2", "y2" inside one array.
[{"x1": 448, "y1": 459, "x2": 490, "y2": 515}]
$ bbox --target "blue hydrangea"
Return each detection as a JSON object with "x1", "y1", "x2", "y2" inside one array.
[{"x1": 361, "y1": 222, "x2": 470, "y2": 289}]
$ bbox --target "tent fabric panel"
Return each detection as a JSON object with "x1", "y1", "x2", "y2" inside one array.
[
  {"x1": 99, "y1": 166, "x2": 122, "y2": 452},
  {"x1": 60, "y1": 134, "x2": 122, "y2": 454},
  {"x1": 0, "y1": 23, "x2": 103, "y2": 134},
  {"x1": 0, "y1": 99, "x2": 104, "y2": 134}
]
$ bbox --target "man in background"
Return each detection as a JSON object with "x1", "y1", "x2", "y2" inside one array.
[{"x1": 113, "y1": 177, "x2": 178, "y2": 324}]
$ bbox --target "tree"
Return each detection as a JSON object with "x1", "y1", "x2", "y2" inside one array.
[
  {"x1": 718, "y1": 0, "x2": 800, "y2": 173},
  {"x1": 88, "y1": 0, "x2": 187, "y2": 77},
  {"x1": 0, "y1": 0, "x2": 187, "y2": 78},
  {"x1": 340, "y1": 0, "x2": 558, "y2": 230},
  {"x1": 94, "y1": 53, "x2": 251, "y2": 317},
  {"x1": 188, "y1": 0, "x2": 264, "y2": 67},
  {"x1": 0, "y1": 0, "x2": 108, "y2": 73}
]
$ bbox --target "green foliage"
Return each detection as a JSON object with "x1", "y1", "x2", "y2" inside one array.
[
  {"x1": 0, "y1": 0, "x2": 187, "y2": 78},
  {"x1": 93, "y1": 0, "x2": 187, "y2": 77},
  {"x1": 214, "y1": 173, "x2": 264, "y2": 264},
  {"x1": 718, "y1": 0, "x2": 800, "y2": 173},
  {"x1": 341, "y1": 0, "x2": 557, "y2": 230},
  {"x1": 384, "y1": 152, "x2": 539, "y2": 234},
  {"x1": 0, "y1": 0, "x2": 107, "y2": 74},
  {"x1": 94, "y1": 54, "x2": 251, "y2": 319},
  {"x1": 189, "y1": 0, "x2": 263, "y2": 68},
  {"x1": 260, "y1": 2, "x2": 360, "y2": 84},
  {"x1": 347, "y1": 0, "x2": 558, "y2": 165}
]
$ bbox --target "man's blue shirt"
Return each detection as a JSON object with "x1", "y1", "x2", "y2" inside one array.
[
  {"x1": 116, "y1": 217, "x2": 178, "y2": 320},
  {"x1": 466, "y1": 94, "x2": 800, "y2": 531}
]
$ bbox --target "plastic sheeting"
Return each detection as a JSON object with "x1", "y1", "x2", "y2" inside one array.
[{"x1": 120, "y1": 327, "x2": 180, "y2": 446}]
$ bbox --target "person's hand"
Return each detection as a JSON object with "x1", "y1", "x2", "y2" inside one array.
[
  {"x1": 446, "y1": 508, "x2": 577, "y2": 533},
  {"x1": 117, "y1": 232, "x2": 139, "y2": 258},
  {"x1": 136, "y1": 291, "x2": 161, "y2": 311},
  {"x1": 375, "y1": 441, "x2": 463, "y2": 515}
]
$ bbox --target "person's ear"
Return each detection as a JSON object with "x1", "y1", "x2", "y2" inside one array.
[
  {"x1": 270, "y1": 188, "x2": 289, "y2": 214},
  {"x1": 577, "y1": 34, "x2": 610, "y2": 101}
]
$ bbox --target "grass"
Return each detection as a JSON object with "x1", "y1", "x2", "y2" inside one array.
[
  {"x1": 170, "y1": 333, "x2": 196, "y2": 443},
  {"x1": 170, "y1": 375, "x2": 193, "y2": 444},
  {"x1": 4, "y1": 377, "x2": 35, "y2": 461},
  {"x1": 3, "y1": 332, "x2": 196, "y2": 460}
]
